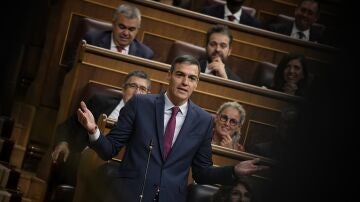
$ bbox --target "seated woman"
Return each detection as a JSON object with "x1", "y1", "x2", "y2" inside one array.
[
  {"x1": 212, "y1": 102, "x2": 246, "y2": 151},
  {"x1": 212, "y1": 179, "x2": 253, "y2": 202},
  {"x1": 272, "y1": 53, "x2": 310, "y2": 97}
]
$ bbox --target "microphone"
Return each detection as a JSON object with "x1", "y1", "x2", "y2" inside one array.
[{"x1": 139, "y1": 139, "x2": 154, "y2": 202}]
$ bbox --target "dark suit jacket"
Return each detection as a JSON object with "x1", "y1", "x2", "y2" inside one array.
[
  {"x1": 83, "y1": 30, "x2": 154, "y2": 59},
  {"x1": 267, "y1": 21, "x2": 323, "y2": 43},
  {"x1": 90, "y1": 94, "x2": 235, "y2": 202},
  {"x1": 55, "y1": 94, "x2": 121, "y2": 153},
  {"x1": 199, "y1": 59, "x2": 242, "y2": 82},
  {"x1": 202, "y1": 5, "x2": 261, "y2": 28}
]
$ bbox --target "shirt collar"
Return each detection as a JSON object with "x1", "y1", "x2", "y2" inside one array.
[
  {"x1": 110, "y1": 33, "x2": 130, "y2": 52},
  {"x1": 164, "y1": 92, "x2": 188, "y2": 115},
  {"x1": 291, "y1": 23, "x2": 310, "y2": 41},
  {"x1": 224, "y1": 5, "x2": 242, "y2": 21}
]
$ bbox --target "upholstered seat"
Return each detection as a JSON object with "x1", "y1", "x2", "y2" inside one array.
[
  {"x1": 187, "y1": 183, "x2": 219, "y2": 202},
  {"x1": 63, "y1": 17, "x2": 112, "y2": 68},
  {"x1": 166, "y1": 40, "x2": 206, "y2": 64},
  {"x1": 251, "y1": 61, "x2": 277, "y2": 88}
]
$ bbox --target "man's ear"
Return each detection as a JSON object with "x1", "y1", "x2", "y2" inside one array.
[
  {"x1": 166, "y1": 71, "x2": 171, "y2": 82},
  {"x1": 227, "y1": 47, "x2": 232, "y2": 57}
]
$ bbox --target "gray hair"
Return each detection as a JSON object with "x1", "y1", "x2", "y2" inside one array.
[
  {"x1": 217, "y1": 101, "x2": 246, "y2": 149},
  {"x1": 113, "y1": 4, "x2": 141, "y2": 24},
  {"x1": 217, "y1": 101, "x2": 246, "y2": 125}
]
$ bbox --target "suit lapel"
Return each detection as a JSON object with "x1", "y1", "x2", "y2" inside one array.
[
  {"x1": 155, "y1": 94, "x2": 165, "y2": 159},
  {"x1": 128, "y1": 41, "x2": 136, "y2": 56}
]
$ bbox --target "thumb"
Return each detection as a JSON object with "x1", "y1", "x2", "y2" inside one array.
[
  {"x1": 63, "y1": 151, "x2": 69, "y2": 162},
  {"x1": 80, "y1": 101, "x2": 88, "y2": 112}
]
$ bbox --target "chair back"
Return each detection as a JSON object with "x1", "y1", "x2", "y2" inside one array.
[
  {"x1": 187, "y1": 183, "x2": 219, "y2": 202},
  {"x1": 251, "y1": 61, "x2": 277, "y2": 88},
  {"x1": 166, "y1": 40, "x2": 206, "y2": 64}
]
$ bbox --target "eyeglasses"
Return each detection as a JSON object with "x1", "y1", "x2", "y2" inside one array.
[
  {"x1": 125, "y1": 83, "x2": 148, "y2": 93},
  {"x1": 219, "y1": 114, "x2": 240, "y2": 126}
]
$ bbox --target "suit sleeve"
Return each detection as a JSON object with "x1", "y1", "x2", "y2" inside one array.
[
  {"x1": 89, "y1": 94, "x2": 137, "y2": 160},
  {"x1": 191, "y1": 115, "x2": 235, "y2": 185}
]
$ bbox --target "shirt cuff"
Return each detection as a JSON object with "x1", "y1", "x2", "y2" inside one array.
[{"x1": 88, "y1": 127, "x2": 100, "y2": 142}]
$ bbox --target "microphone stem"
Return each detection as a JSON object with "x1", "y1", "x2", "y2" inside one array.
[{"x1": 139, "y1": 140, "x2": 153, "y2": 202}]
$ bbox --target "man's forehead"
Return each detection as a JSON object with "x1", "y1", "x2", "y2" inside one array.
[
  {"x1": 209, "y1": 33, "x2": 230, "y2": 43},
  {"x1": 116, "y1": 15, "x2": 140, "y2": 26},
  {"x1": 127, "y1": 76, "x2": 147, "y2": 84},
  {"x1": 174, "y1": 63, "x2": 199, "y2": 75}
]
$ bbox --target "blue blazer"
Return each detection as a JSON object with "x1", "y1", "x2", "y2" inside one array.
[
  {"x1": 202, "y1": 5, "x2": 262, "y2": 28},
  {"x1": 90, "y1": 94, "x2": 234, "y2": 202},
  {"x1": 83, "y1": 30, "x2": 154, "y2": 59}
]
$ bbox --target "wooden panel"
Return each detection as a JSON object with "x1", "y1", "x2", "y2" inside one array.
[{"x1": 56, "y1": 43, "x2": 302, "y2": 161}]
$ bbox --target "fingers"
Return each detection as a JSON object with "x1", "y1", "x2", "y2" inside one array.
[
  {"x1": 80, "y1": 101, "x2": 87, "y2": 111},
  {"x1": 252, "y1": 158, "x2": 261, "y2": 164},
  {"x1": 51, "y1": 150, "x2": 59, "y2": 163},
  {"x1": 63, "y1": 151, "x2": 69, "y2": 162}
]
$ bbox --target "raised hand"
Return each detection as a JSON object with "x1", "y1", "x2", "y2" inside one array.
[
  {"x1": 208, "y1": 56, "x2": 228, "y2": 79},
  {"x1": 219, "y1": 134, "x2": 233, "y2": 149},
  {"x1": 77, "y1": 101, "x2": 97, "y2": 134}
]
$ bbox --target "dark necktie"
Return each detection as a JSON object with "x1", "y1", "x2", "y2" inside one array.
[
  {"x1": 163, "y1": 107, "x2": 180, "y2": 159},
  {"x1": 297, "y1": 31, "x2": 305, "y2": 40},
  {"x1": 116, "y1": 46, "x2": 124, "y2": 53},
  {"x1": 227, "y1": 15, "x2": 236, "y2": 22}
]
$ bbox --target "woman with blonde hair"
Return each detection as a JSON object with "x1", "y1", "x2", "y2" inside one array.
[{"x1": 212, "y1": 101, "x2": 246, "y2": 151}]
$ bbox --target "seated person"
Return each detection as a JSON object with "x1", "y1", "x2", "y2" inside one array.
[
  {"x1": 248, "y1": 106, "x2": 298, "y2": 160},
  {"x1": 212, "y1": 179, "x2": 253, "y2": 202},
  {"x1": 271, "y1": 53, "x2": 310, "y2": 97},
  {"x1": 83, "y1": 4, "x2": 154, "y2": 59},
  {"x1": 267, "y1": 0, "x2": 323, "y2": 43},
  {"x1": 199, "y1": 24, "x2": 242, "y2": 82},
  {"x1": 202, "y1": 0, "x2": 261, "y2": 28},
  {"x1": 50, "y1": 70, "x2": 151, "y2": 189},
  {"x1": 212, "y1": 101, "x2": 246, "y2": 151}
]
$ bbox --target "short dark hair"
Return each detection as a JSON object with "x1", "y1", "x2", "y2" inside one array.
[
  {"x1": 206, "y1": 24, "x2": 233, "y2": 46},
  {"x1": 124, "y1": 70, "x2": 151, "y2": 90},
  {"x1": 170, "y1": 55, "x2": 201, "y2": 76}
]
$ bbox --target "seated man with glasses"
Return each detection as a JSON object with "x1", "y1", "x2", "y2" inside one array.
[
  {"x1": 50, "y1": 70, "x2": 151, "y2": 195},
  {"x1": 212, "y1": 101, "x2": 246, "y2": 151}
]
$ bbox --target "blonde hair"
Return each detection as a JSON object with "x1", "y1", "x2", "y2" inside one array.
[{"x1": 216, "y1": 102, "x2": 246, "y2": 148}]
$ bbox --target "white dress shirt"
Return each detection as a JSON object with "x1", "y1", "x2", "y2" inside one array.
[
  {"x1": 164, "y1": 92, "x2": 188, "y2": 146},
  {"x1": 108, "y1": 99, "x2": 125, "y2": 120},
  {"x1": 110, "y1": 33, "x2": 129, "y2": 54},
  {"x1": 224, "y1": 5, "x2": 242, "y2": 23},
  {"x1": 290, "y1": 24, "x2": 310, "y2": 41}
]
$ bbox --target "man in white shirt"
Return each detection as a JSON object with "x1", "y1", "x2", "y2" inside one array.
[
  {"x1": 202, "y1": 0, "x2": 261, "y2": 28},
  {"x1": 83, "y1": 4, "x2": 154, "y2": 59},
  {"x1": 77, "y1": 55, "x2": 267, "y2": 202},
  {"x1": 199, "y1": 24, "x2": 242, "y2": 82},
  {"x1": 268, "y1": 0, "x2": 322, "y2": 43}
]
